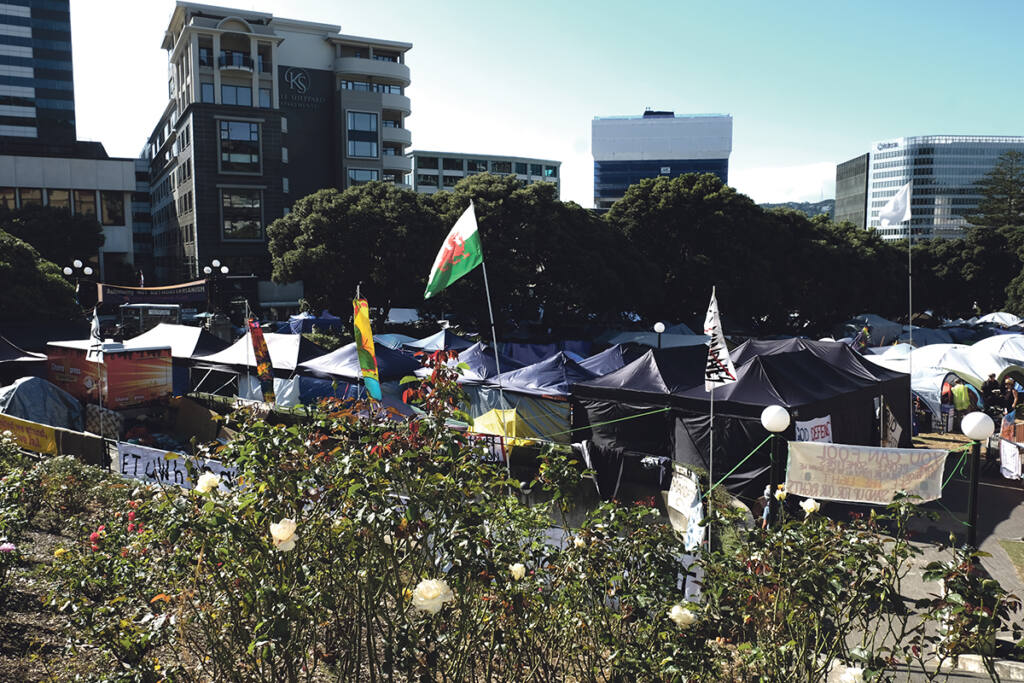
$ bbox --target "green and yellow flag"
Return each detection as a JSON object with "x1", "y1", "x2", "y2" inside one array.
[
  {"x1": 352, "y1": 298, "x2": 381, "y2": 400},
  {"x1": 424, "y1": 201, "x2": 483, "y2": 299}
]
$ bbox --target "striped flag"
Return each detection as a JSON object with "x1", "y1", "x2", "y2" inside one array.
[
  {"x1": 352, "y1": 298, "x2": 381, "y2": 400},
  {"x1": 703, "y1": 287, "x2": 737, "y2": 391},
  {"x1": 248, "y1": 318, "x2": 275, "y2": 404}
]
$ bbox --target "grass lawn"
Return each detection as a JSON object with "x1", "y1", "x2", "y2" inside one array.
[{"x1": 998, "y1": 539, "x2": 1024, "y2": 583}]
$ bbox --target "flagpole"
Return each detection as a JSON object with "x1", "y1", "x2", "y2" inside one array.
[
  {"x1": 480, "y1": 259, "x2": 511, "y2": 474},
  {"x1": 709, "y1": 383, "x2": 715, "y2": 551},
  {"x1": 908, "y1": 220, "x2": 913, "y2": 443}
]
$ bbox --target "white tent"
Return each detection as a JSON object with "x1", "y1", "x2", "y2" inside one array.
[
  {"x1": 192, "y1": 332, "x2": 325, "y2": 373},
  {"x1": 863, "y1": 342, "x2": 1024, "y2": 389},
  {"x1": 972, "y1": 334, "x2": 1024, "y2": 365},
  {"x1": 124, "y1": 323, "x2": 228, "y2": 359},
  {"x1": 978, "y1": 312, "x2": 1022, "y2": 327}
]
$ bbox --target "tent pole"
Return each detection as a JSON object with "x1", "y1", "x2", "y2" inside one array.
[{"x1": 480, "y1": 259, "x2": 510, "y2": 478}]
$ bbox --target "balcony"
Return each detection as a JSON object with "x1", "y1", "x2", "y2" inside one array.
[
  {"x1": 382, "y1": 155, "x2": 412, "y2": 172},
  {"x1": 219, "y1": 52, "x2": 253, "y2": 72},
  {"x1": 380, "y1": 92, "x2": 411, "y2": 115},
  {"x1": 381, "y1": 126, "x2": 411, "y2": 146},
  {"x1": 334, "y1": 56, "x2": 410, "y2": 85}
]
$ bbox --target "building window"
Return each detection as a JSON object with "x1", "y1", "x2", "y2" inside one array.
[
  {"x1": 219, "y1": 120, "x2": 260, "y2": 173},
  {"x1": 18, "y1": 188, "x2": 42, "y2": 207},
  {"x1": 530, "y1": 164, "x2": 542, "y2": 175},
  {"x1": 199, "y1": 47, "x2": 212, "y2": 67},
  {"x1": 221, "y1": 84, "x2": 252, "y2": 107},
  {"x1": 74, "y1": 190, "x2": 96, "y2": 216},
  {"x1": 101, "y1": 191, "x2": 125, "y2": 225},
  {"x1": 467, "y1": 159, "x2": 487, "y2": 172},
  {"x1": 47, "y1": 189, "x2": 70, "y2": 209},
  {"x1": 200, "y1": 82, "x2": 214, "y2": 103},
  {"x1": 0, "y1": 187, "x2": 14, "y2": 209},
  {"x1": 491, "y1": 161, "x2": 512, "y2": 174},
  {"x1": 515, "y1": 162, "x2": 527, "y2": 174},
  {"x1": 282, "y1": 147, "x2": 288, "y2": 163},
  {"x1": 543, "y1": 165, "x2": 558, "y2": 178},
  {"x1": 221, "y1": 189, "x2": 262, "y2": 241},
  {"x1": 259, "y1": 87, "x2": 271, "y2": 108},
  {"x1": 282, "y1": 177, "x2": 289, "y2": 193},
  {"x1": 443, "y1": 158, "x2": 463, "y2": 171},
  {"x1": 419, "y1": 156, "x2": 438, "y2": 170},
  {"x1": 416, "y1": 174, "x2": 438, "y2": 187},
  {"x1": 443, "y1": 175, "x2": 459, "y2": 187},
  {"x1": 346, "y1": 111, "x2": 378, "y2": 158},
  {"x1": 281, "y1": 116, "x2": 287, "y2": 133},
  {"x1": 348, "y1": 168, "x2": 379, "y2": 187}
]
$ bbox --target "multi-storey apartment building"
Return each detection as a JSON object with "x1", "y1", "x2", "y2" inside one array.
[
  {"x1": 0, "y1": 0, "x2": 135, "y2": 281},
  {"x1": 146, "y1": 2, "x2": 412, "y2": 283},
  {"x1": 838, "y1": 136, "x2": 1024, "y2": 240},
  {"x1": 592, "y1": 110, "x2": 732, "y2": 210},
  {"x1": 408, "y1": 150, "x2": 560, "y2": 195}
]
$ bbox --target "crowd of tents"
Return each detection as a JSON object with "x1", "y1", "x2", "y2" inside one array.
[{"x1": 4, "y1": 309, "x2": 1024, "y2": 502}]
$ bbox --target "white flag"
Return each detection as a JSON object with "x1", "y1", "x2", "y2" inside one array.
[
  {"x1": 87, "y1": 308, "x2": 103, "y2": 362},
  {"x1": 703, "y1": 287, "x2": 737, "y2": 391},
  {"x1": 879, "y1": 181, "x2": 912, "y2": 227}
]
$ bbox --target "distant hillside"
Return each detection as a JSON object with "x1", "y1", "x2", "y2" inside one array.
[{"x1": 760, "y1": 199, "x2": 835, "y2": 219}]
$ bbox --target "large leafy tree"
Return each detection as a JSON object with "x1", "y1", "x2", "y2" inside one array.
[
  {"x1": 967, "y1": 150, "x2": 1024, "y2": 228},
  {"x1": 266, "y1": 183, "x2": 441, "y2": 317},
  {"x1": 0, "y1": 205, "x2": 104, "y2": 268},
  {"x1": 0, "y1": 230, "x2": 79, "y2": 320}
]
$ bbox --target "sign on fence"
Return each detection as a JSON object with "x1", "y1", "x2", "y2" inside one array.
[
  {"x1": 117, "y1": 442, "x2": 236, "y2": 490},
  {"x1": 785, "y1": 441, "x2": 946, "y2": 504},
  {"x1": 0, "y1": 413, "x2": 57, "y2": 454}
]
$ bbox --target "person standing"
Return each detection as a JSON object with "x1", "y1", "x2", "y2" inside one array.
[
  {"x1": 1003, "y1": 378, "x2": 1020, "y2": 415},
  {"x1": 982, "y1": 373, "x2": 1002, "y2": 409}
]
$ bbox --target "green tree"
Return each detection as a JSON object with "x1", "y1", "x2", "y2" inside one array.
[
  {"x1": 0, "y1": 205, "x2": 104, "y2": 268},
  {"x1": 0, "y1": 230, "x2": 79, "y2": 320},
  {"x1": 967, "y1": 150, "x2": 1024, "y2": 228},
  {"x1": 266, "y1": 183, "x2": 441, "y2": 318}
]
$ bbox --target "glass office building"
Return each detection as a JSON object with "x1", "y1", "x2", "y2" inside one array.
[
  {"x1": 592, "y1": 111, "x2": 732, "y2": 210},
  {"x1": 866, "y1": 136, "x2": 1024, "y2": 240}
]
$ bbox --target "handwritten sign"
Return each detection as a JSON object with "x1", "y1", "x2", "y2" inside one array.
[
  {"x1": 117, "y1": 442, "x2": 236, "y2": 490},
  {"x1": 0, "y1": 413, "x2": 58, "y2": 454},
  {"x1": 665, "y1": 464, "x2": 705, "y2": 551},
  {"x1": 794, "y1": 415, "x2": 833, "y2": 443},
  {"x1": 786, "y1": 441, "x2": 946, "y2": 504}
]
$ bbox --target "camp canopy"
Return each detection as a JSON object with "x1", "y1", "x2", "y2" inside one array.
[
  {"x1": 579, "y1": 344, "x2": 642, "y2": 377},
  {"x1": 601, "y1": 331, "x2": 709, "y2": 349},
  {"x1": 287, "y1": 310, "x2": 344, "y2": 334},
  {"x1": 192, "y1": 332, "x2": 326, "y2": 375},
  {"x1": 404, "y1": 329, "x2": 475, "y2": 352},
  {"x1": 297, "y1": 342, "x2": 421, "y2": 381},
  {"x1": 452, "y1": 342, "x2": 524, "y2": 382},
  {"x1": 0, "y1": 376, "x2": 83, "y2": 431},
  {"x1": 897, "y1": 326, "x2": 954, "y2": 347},
  {"x1": 487, "y1": 352, "x2": 597, "y2": 397},
  {"x1": 845, "y1": 314, "x2": 903, "y2": 346},
  {"x1": 978, "y1": 312, "x2": 1023, "y2": 327},
  {"x1": 375, "y1": 333, "x2": 417, "y2": 349},
  {"x1": 472, "y1": 408, "x2": 541, "y2": 446},
  {"x1": 971, "y1": 333, "x2": 1024, "y2": 365},
  {"x1": 0, "y1": 334, "x2": 45, "y2": 383},
  {"x1": 124, "y1": 323, "x2": 228, "y2": 359}
]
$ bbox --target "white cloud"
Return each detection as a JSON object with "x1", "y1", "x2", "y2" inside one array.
[{"x1": 730, "y1": 162, "x2": 837, "y2": 204}]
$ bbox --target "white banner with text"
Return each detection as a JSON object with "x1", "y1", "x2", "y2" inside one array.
[
  {"x1": 118, "y1": 443, "x2": 237, "y2": 491},
  {"x1": 794, "y1": 415, "x2": 833, "y2": 443},
  {"x1": 785, "y1": 441, "x2": 946, "y2": 504}
]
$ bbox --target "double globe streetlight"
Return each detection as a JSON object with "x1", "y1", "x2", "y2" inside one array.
[{"x1": 63, "y1": 259, "x2": 94, "y2": 306}]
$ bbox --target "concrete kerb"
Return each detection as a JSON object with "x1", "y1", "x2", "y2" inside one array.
[{"x1": 947, "y1": 654, "x2": 1024, "y2": 680}]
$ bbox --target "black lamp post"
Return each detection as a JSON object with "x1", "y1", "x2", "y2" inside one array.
[
  {"x1": 654, "y1": 321, "x2": 665, "y2": 349},
  {"x1": 960, "y1": 411, "x2": 995, "y2": 550},
  {"x1": 62, "y1": 259, "x2": 94, "y2": 306},
  {"x1": 761, "y1": 405, "x2": 791, "y2": 525}
]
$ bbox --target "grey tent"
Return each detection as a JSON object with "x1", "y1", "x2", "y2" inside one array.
[{"x1": 0, "y1": 376, "x2": 84, "y2": 431}]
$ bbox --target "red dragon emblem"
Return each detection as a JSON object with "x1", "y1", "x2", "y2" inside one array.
[{"x1": 438, "y1": 232, "x2": 469, "y2": 272}]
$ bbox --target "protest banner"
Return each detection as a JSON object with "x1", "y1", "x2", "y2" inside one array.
[
  {"x1": 794, "y1": 415, "x2": 833, "y2": 443},
  {"x1": 786, "y1": 441, "x2": 946, "y2": 504},
  {"x1": 0, "y1": 413, "x2": 57, "y2": 454},
  {"x1": 664, "y1": 464, "x2": 705, "y2": 551},
  {"x1": 117, "y1": 442, "x2": 236, "y2": 490}
]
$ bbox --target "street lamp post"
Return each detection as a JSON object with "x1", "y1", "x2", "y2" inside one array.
[
  {"x1": 761, "y1": 405, "x2": 791, "y2": 525},
  {"x1": 62, "y1": 259, "x2": 94, "y2": 306},
  {"x1": 203, "y1": 259, "x2": 230, "y2": 311},
  {"x1": 653, "y1": 321, "x2": 666, "y2": 349},
  {"x1": 961, "y1": 411, "x2": 995, "y2": 549}
]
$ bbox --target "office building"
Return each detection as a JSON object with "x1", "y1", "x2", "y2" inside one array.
[
  {"x1": 841, "y1": 136, "x2": 1024, "y2": 240},
  {"x1": 409, "y1": 151, "x2": 560, "y2": 195},
  {"x1": 0, "y1": 0, "x2": 135, "y2": 280},
  {"x1": 592, "y1": 111, "x2": 732, "y2": 210},
  {"x1": 834, "y1": 153, "x2": 868, "y2": 227},
  {"x1": 146, "y1": 2, "x2": 412, "y2": 283}
]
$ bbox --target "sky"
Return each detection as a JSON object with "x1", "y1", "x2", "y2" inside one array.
[{"x1": 71, "y1": 0, "x2": 1024, "y2": 207}]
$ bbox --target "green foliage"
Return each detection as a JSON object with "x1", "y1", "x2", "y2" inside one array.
[
  {"x1": 0, "y1": 230, "x2": 79, "y2": 320},
  {"x1": 967, "y1": 150, "x2": 1024, "y2": 228},
  {"x1": 0, "y1": 204, "x2": 104, "y2": 268}
]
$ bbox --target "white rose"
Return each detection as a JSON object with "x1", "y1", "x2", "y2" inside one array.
[
  {"x1": 799, "y1": 498, "x2": 821, "y2": 516},
  {"x1": 509, "y1": 563, "x2": 526, "y2": 580},
  {"x1": 574, "y1": 537, "x2": 586, "y2": 549},
  {"x1": 838, "y1": 666, "x2": 865, "y2": 683},
  {"x1": 774, "y1": 487, "x2": 787, "y2": 501},
  {"x1": 668, "y1": 604, "x2": 698, "y2": 628},
  {"x1": 269, "y1": 518, "x2": 298, "y2": 552},
  {"x1": 412, "y1": 578, "x2": 454, "y2": 615},
  {"x1": 194, "y1": 472, "x2": 220, "y2": 494}
]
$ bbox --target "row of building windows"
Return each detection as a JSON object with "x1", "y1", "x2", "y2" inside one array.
[
  {"x1": 0, "y1": 187, "x2": 124, "y2": 224},
  {"x1": 347, "y1": 111, "x2": 377, "y2": 158},
  {"x1": 199, "y1": 82, "x2": 272, "y2": 109},
  {"x1": 177, "y1": 190, "x2": 193, "y2": 216},
  {"x1": 339, "y1": 80, "x2": 403, "y2": 94},
  {"x1": 417, "y1": 157, "x2": 557, "y2": 177}
]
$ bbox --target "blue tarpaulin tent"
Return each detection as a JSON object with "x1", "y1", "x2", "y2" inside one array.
[{"x1": 288, "y1": 310, "x2": 345, "y2": 334}]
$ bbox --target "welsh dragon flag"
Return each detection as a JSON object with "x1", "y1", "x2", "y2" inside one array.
[{"x1": 424, "y1": 202, "x2": 483, "y2": 299}]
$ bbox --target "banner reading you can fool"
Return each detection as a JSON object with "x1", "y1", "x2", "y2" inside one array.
[{"x1": 785, "y1": 441, "x2": 946, "y2": 504}]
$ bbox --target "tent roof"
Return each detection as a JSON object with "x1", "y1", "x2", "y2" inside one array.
[
  {"x1": 0, "y1": 376, "x2": 83, "y2": 430},
  {"x1": 978, "y1": 311, "x2": 1022, "y2": 327},
  {"x1": 601, "y1": 330, "x2": 709, "y2": 349},
  {"x1": 404, "y1": 329, "x2": 475, "y2": 352},
  {"x1": 193, "y1": 332, "x2": 326, "y2": 372},
  {"x1": 0, "y1": 334, "x2": 45, "y2": 364},
  {"x1": 455, "y1": 342, "x2": 524, "y2": 381},
  {"x1": 578, "y1": 344, "x2": 642, "y2": 376},
  {"x1": 730, "y1": 338, "x2": 907, "y2": 385},
  {"x1": 572, "y1": 345, "x2": 708, "y2": 400},
  {"x1": 472, "y1": 408, "x2": 541, "y2": 444},
  {"x1": 488, "y1": 351, "x2": 598, "y2": 396},
  {"x1": 375, "y1": 333, "x2": 417, "y2": 349},
  {"x1": 297, "y1": 341, "x2": 421, "y2": 381},
  {"x1": 124, "y1": 323, "x2": 228, "y2": 359},
  {"x1": 972, "y1": 333, "x2": 1024, "y2": 364}
]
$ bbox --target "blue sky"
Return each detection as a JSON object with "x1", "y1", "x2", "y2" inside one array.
[{"x1": 72, "y1": 0, "x2": 1024, "y2": 207}]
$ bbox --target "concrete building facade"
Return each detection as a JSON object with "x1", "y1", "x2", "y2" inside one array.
[
  {"x1": 146, "y1": 2, "x2": 412, "y2": 283},
  {"x1": 408, "y1": 150, "x2": 560, "y2": 195},
  {"x1": 592, "y1": 111, "x2": 732, "y2": 210}
]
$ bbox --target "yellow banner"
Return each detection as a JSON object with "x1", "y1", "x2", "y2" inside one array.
[
  {"x1": 786, "y1": 441, "x2": 947, "y2": 504},
  {"x1": 0, "y1": 413, "x2": 58, "y2": 455}
]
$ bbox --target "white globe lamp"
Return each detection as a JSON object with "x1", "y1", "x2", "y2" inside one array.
[
  {"x1": 961, "y1": 412, "x2": 994, "y2": 441},
  {"x1": 761, "y1": 405, "x2": 791, "y2": 433}
]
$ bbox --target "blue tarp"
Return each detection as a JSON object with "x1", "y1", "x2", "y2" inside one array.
[
  {"x1": 499, "y1": 340, "x2": 592, "y2": 366},
  {"x1": 487, "y1": 352, "x2": 598, "y2": 397},
  {"x1": 288, "y1": 310, "x2": 345, "y2": 334},
  {"x1": 455, "y1": 342, "x2": 525, "y2": 381},
  {"x1": 0, "y1": 376, "x2": 83, "y2": 431},
  {"x1": 579, "y1": 344, "x2": 637, "y2": 376}
]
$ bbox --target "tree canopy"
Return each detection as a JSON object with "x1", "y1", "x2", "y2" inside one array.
[
  {"x1": 0, "y1": 205, "x2": 104, "y2": 269},
  {"x1": 967, "y1": 150, "x2": 1024, "y2": 228},
  {"x1": 0, "y1": 230, "x2": 79, "y2": 321}
]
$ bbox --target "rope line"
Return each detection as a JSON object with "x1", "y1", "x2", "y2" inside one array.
[
  {"x1": 538, "y1": 406, "x2": 671, "y2": 440},
  {"x1": 941, "y1": 444, "x2": 973, "y2": 491},
  {"x1": 702, "y1": 434, "x2": 775, "y2": 500}
]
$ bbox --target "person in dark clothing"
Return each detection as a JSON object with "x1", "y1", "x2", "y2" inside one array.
[
  {"x1": 982, "y1": 373, "x2": 1003, "y2": 409},
  {"x1": 1003, "y1": 378, "x2": 1020, "y2": 415}
]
